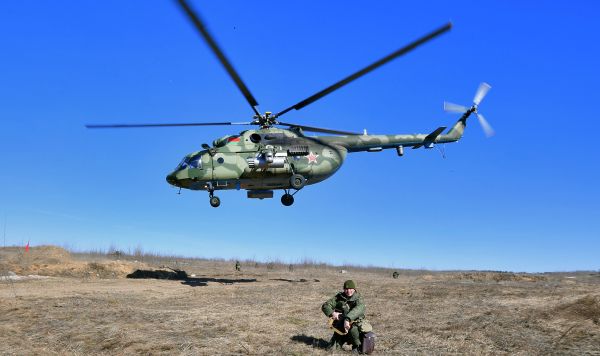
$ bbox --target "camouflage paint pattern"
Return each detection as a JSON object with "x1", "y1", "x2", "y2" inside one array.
[{"x1": 166, "y1": 116, "x2": 467, "y2": 193}]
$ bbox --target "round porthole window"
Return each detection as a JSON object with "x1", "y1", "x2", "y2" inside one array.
[{"x1": 217, "y1": 157, "x2": 224, "y2": 164}]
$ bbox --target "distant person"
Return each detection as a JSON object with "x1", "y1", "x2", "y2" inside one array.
[
  {"x1": 235, "y1": 260, "x2": 241, "y2": 271},
  {"x1": 322, "y1": 280, "x2": 373, "y2": 354}
]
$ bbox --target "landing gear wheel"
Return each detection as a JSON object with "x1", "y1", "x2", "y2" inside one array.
[
  {"x1": 281, "y1": 193, "x2": 294, "y2": 206},
  {"x1": 209, "y1": 196, "x2": 221, "y2": 208},
  {"x1": 290, "y1": 174, "x2": 306, "y2": 190}
]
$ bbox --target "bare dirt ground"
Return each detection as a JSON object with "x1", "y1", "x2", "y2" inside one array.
[{"x1": 1, "y1": 246, "x2": 599, "y2": 355}]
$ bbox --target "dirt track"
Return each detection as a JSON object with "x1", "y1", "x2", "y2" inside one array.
[{"x1": 1, "y1": 247, "x2": 599, "y2": 355}]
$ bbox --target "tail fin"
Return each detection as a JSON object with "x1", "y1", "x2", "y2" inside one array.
[{"x1": 444, "y1": 116, "x2": 468, "y2": 142}]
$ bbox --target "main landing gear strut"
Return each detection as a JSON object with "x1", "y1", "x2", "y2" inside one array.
[
  {"x1": 281, "y1": 174, "x2": 306, "y2": 207},
  {"x1": 207, "y1": 182, "x2": 220, "y2": 208}
]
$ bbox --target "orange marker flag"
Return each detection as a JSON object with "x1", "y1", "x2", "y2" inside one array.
[{"x1": 25, "y1": 241, "x2": 30, "y2": 252}]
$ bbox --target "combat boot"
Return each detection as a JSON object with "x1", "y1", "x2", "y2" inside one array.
[
  {"x1": 351, "y1": 345, "x2": 363, "y2": 354},
  {"x1": 326, "y1": 339, "x2": 341, "y2": 351}
]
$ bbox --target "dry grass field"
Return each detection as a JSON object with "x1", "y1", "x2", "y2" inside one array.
[{"x1": 1, "y1": 246, "x2": 599, "y2": 355}]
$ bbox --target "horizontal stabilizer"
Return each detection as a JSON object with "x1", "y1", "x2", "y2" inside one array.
[
  {"x1": 424, "y1": 126, "x2": 446, "y2": 142},
  {"x1": 412, "y1": 126, "x2": 446, "y2": 150}
]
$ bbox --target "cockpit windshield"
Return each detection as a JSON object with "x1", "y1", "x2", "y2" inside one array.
[{"x1": 175, "y1": 155, "x2": 202, "y2": 170}]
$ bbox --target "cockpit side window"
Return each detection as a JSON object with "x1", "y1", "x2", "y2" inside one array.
[{"x1": 188, "y1": 156, "x2": 202, "y2": 169}]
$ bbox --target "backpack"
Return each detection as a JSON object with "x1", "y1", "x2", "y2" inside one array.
[{"x1": 360, "y1": 332, "x2": 376, "y2": 354}]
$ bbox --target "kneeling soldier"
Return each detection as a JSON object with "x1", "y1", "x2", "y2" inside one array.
[{"x1": 322, "y1": 280, "x2": 365, "y2": 353}]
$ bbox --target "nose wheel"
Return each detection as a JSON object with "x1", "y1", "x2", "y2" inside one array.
[
  {"x1": 209, "y1": 195, "x2": 221, "y2": 208},
  {"x1": 207, "y1": 182, "x2": 220, "y2": 208}
]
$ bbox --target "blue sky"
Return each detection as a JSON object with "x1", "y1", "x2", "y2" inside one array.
[{"x1": 1, "y1": 1, "x2": 598, "y2": 272}]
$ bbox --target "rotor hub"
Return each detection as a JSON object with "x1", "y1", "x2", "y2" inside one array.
[{"x1": 253, "y1": 112, "x2": 278, "y2": 128}]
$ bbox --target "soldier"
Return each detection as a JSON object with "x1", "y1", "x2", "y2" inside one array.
[
  {"x1": 322, "y1": 280, "x2": 365, "y2": 353},
  {"x1": 235, "y1": 260, "x2": 241, "y2": 271}
]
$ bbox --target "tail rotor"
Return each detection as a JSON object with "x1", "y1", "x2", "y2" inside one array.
[
  {"x1": 444, "y1": 82, "x2": 495, "y2": 137},
  {"x1": 473, "y1": 82, "x2": 491, "y2": 106}
]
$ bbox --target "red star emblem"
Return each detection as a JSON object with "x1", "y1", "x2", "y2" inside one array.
[{"x1": 307, "y1": 152, "x2": 319, "y2": 164}]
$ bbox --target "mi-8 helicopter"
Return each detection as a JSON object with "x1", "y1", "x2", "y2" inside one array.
[{"x1": 87, "y1": 0, "x2": 493, "y2": 208}]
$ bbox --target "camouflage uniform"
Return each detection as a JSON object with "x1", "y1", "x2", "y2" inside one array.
[{"x1": 322, "y1": 283, "x2": 365, "y2": 349}]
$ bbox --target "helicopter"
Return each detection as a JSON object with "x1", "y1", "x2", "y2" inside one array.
[{"x1": 87, "y1": 0, "x2": 494, "y2": 208}]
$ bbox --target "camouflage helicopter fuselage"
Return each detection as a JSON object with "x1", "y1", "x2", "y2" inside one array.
[
  {"x1": 166, "y1": 116, "x2": 466, "y2": 194},
  {"x1": 86, "y1": 2, "x2": 483, "y2": 207}
]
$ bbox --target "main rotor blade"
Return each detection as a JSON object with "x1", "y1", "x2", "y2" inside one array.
[
  {"x1": 476, "y1": 113, "x2": 495, "y2": 137},
  {"x1": 275, "y1": 22, "x2": 452, "y2": 118},
  {"x1": 176, "y1": 0, "x2": 260, "y2": 116},
  {"x1": 278, "y1": 121, "x2": 360, "y2": 135},
  {"x1": 86, "y1": 122, "x2": 251, "y2": 129},
  {"x1": 473, "y1": 82, "x2": 491, "y2": 106},
  {"x1": 443, "y1": 101, "x2": 468, "y2": 113}
]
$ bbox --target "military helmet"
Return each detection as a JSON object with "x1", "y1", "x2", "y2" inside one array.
[{"x1": 343, "y1": 280, "x2": 357, "y2": 289}]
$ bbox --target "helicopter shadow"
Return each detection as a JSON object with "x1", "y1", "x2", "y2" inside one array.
[
  {"x1": 269, "y1": 278, "x2": 320, "y2": 283},
  {"x1": 180, "y1": 276, "x2": 257, "y2": 287},
  {"x1": 290, "y1": 334, "x2": 329, "y2": 349},
  {"x1": 127, "y1": 269, "x2": 257, "y2": 287}
]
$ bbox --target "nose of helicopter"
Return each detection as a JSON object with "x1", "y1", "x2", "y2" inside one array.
[{"x1": 166, "y1": 172, "x2": 179, "y2": 186}]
